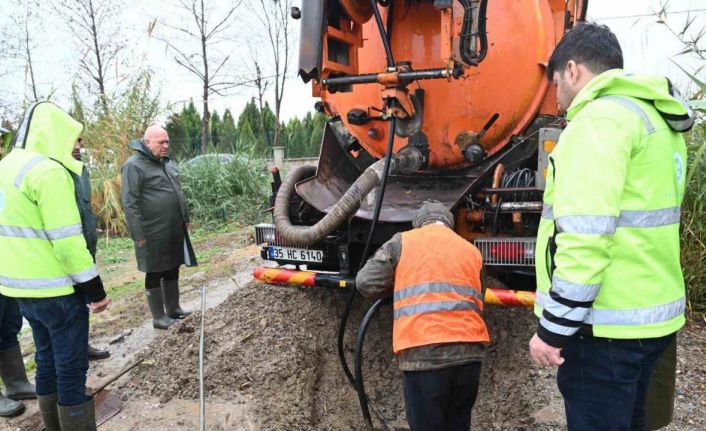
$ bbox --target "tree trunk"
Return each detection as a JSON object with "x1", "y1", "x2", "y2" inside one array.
[
  {"x1": 254, "y1": 63, "x2": 270, "y2": 153},
  {"x1": 200, "y1": 0, "x2": 210, "y2": 155},
  {"x1": 202, "y1": 86, "x2": 210, "y2": 154},
  {"x1": 273, "y1": 78, "x2": 281, "y2": 152},
  {"x1": 24, "y1": 21, "x2": 38, "y2": 102},
  {"x1": 88, "y1": 0, "x2": 109, "y2": 116}
]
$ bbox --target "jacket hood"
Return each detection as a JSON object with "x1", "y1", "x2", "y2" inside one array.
[
  {"x1": 567, "y1": 69, "x2": 695, "y2": 132},
  {"x1": 13, "y1": 102, "x2": 84, "y2": 175},
  {"x1": 129, "y1": 139, "x2": 162, "y2": 162}
]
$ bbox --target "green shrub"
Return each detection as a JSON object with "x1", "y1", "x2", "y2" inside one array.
[{"x1": 179, "y1": 155, "x2": 269, "y2": 226}]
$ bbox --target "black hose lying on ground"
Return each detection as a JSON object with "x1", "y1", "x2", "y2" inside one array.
[{"x1": 355, "y1": 297, "x2": 390, "y2": 429}]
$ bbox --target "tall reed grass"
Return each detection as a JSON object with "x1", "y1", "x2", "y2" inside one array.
[{"x1": 178, "y1": 156, "x2": 269, "y2": 227}]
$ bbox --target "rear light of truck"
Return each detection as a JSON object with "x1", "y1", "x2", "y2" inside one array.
[{"x1": 474, "y1": 237, "x2": 536, "y2": 267}]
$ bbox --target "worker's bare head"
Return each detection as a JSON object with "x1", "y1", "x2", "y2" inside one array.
[
  {"x1": 547, "y1": 23, "x2": 623, "y2": 111},
  {"x1": 144, "y1": 125, "x2": 170, "y2": 159},
  {"x1": 413, "y1": 200, "x2": 454, "y2": 229}
]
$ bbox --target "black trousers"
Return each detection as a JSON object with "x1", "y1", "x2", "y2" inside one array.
[
  {"x1": 144, "y1": 267, "x2": 179, "y2": 290},
  {"x1": 403, "y1": 361, "x2": 482, "y2": 431}
]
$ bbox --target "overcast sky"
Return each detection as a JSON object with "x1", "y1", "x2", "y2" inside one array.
[{"x1": 1, "y1": 0, "x2": 704, "y2": 125}]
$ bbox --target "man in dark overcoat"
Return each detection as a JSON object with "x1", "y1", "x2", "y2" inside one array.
[{"x1": 121, "y1": 125, "x2": 197, "y2": 329}]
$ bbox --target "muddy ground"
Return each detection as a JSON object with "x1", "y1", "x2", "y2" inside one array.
[
  {"x1": 120, "y1": 282, "x2": 706, "y2": 431},
  {"x1": 3, "y1": 227, "x2": 705, "y2": 430}
]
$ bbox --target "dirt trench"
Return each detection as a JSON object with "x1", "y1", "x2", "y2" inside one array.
[
  {"x1": 120, "y1": 279, "x2": 703, "y2": 431},
  {"x1": 5, "y1": 273, "x2": 704, "y2": 431}
]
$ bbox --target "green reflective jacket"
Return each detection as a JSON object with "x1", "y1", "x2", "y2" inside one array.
[
  {"x1": 0, "y1": 102, "x2": 97, "y2": 298},
  {"x1": 534, "y1": 69, "x2": 693, "y2": 346}
]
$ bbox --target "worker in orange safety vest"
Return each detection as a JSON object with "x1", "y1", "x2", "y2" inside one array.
[{"x1": 356, "y1": 200, "x2": 490, "y2": 431}]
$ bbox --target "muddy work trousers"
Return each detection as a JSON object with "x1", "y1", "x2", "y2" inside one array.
[
  {"x1": 557, "y1": 333, "x2": 675, "y2": 431},
  {"x1": 145, "y1": 267, "x2": 179, "y2": 290},
  {"x1": 403, "y1": 361, "x2": 482, "y2": 431}
]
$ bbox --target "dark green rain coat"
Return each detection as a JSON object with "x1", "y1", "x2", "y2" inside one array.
[{"x1": 120, "y1": 140, "x2": 197, "y2": 273}]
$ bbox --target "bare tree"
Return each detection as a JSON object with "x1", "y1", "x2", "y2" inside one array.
[
  {"x1": 16, "y1": 11, "x2": 40, "y2": 103},
  {"x1": 2, "y1": 0, "x2": 48, "y2": 106},
  {"x1": 160, "y1": 0, "x2": 243, "y2": 154},
  {"x1": 251, "y1": 0, "x2": 295, "y2": 150},
  {"x1": 54, "y1": 0, "x2": 124, "y2": 115}
]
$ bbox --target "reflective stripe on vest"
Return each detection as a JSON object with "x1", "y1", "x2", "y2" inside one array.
[
  {"x1": 394, "y1": 282, "x2": 483, "y2": 320},
  {"x1": 394, "y1": 298, "x2": 481, "y2": 320},
  {"x1": 536, "y1": 291, "x2": 685, "y2": 326},
  {"x1": 0, "y1": 223, "x2": 83, "y2": 241},
  {"x1": 394, "y1": 282, "x2": 484, "y2": 303},
  {"x1": 541, "y1": 205, "x2": 680, "y2": 231},
  {"x1": 0, "y1": 266, "x2": 97, "y2": 289},
  {"x1": 600, "y1": 96, "x2": 656, "y2": 134},
  {"x1": 15, "y1": 155, "x2": 47, "y2": 188}
]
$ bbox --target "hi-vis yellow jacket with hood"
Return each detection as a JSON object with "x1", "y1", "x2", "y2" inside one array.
[
  {"x1": 534, "y1": 70, "x2": 694, "y2": 347},
  {"x1": 0, "y1": 102, "x2": 99, "y2": 299}
]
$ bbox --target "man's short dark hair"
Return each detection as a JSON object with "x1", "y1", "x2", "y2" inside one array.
[{"x1": 547, "y1": 23, "x2": 623, "y2": 78}]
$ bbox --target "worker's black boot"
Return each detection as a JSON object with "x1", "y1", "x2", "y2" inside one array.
[
  {"x1": 38, "y1": 393, "x2": 61, "y2": 431},
  {"x1": 0, "y1": 345, "x2": 36, "y2": 400},
  {"x1": 57, "y1": 397, "x2": 97, "y2": 431},
  {"x1": 145, "y1": 288, "x2": 177, "y2": 329},
  {"x1": 0, "y1": 391, "x2": 23, "y2": 417},
  {"x1": 162, "y1": 279, "x2": 191, "y2": 319},
  {"x1": 87, "y1": 344, "x2": 110, "y2": 361}
]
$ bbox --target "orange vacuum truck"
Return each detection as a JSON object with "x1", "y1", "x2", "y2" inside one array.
[{"x1": 253, "y1": 0, "x2": 587, "y2": 427}]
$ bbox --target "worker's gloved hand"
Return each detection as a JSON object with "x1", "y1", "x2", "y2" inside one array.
[{"x1": 529, "y1": 333, "x2": 565, "y2": 367}]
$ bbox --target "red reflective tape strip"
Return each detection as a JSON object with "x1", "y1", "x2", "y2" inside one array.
[
  {"x1": 288, "y1": 271, "x2": 317, "y2": 287},
  {"x1": 253, "y1": 267, "x2": 317, "y2": 287},
  {"x1": 494, "y1": 288, "x2": 523, "y2": 306},
  {"x1": 485, "y1": 289, "x2": 536, "y2": 308}
]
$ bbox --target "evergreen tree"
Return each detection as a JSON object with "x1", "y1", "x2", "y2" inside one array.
[
  {"x1": 210, "y1": 110, "x2": 222, "y2": 153},
  {"x1": 237, "y1": 121, "x2": 257, "y2": 154},
  {"x1": 164, "y1": 99, "x2": 203, "y2": 160},
  {"x1": 165, "y1": 112, "x2": 192, "y2": 160},
  {"x1": 285, "y1": 118, "x2": 308, "y2": 158},
  {"x1": 307, "y1": 113, "x2": 327, "y2": 157},
  {"x1": 221, "y1": 109, "x2": 237, "y2": 153},
  {"x1": 181, "y1": 100, "x2": 202, "y2": 155},
  {"x1": 236, "y1": 99, "x2": 277, "y2": 157}
]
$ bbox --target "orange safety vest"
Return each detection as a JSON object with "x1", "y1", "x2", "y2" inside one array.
[{"x1": 393, "y1": 223, "x2": 490, "y2": 354}]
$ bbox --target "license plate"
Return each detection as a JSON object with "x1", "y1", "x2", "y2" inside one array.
[{"x1": 268, "y1": 247, "x2": 324, "y2": 263}]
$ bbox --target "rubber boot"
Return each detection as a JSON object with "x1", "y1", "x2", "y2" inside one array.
[
  {"x1": 145, "y1": 288, "x2": 177, "y2": 329},
  {"x1": 87, "y1": 344, "x2": 110, "y2": 361},
  {"x1": 0, "y1": 345, "x2": 36, "y2": 400},
  {"x1": 0, "y1": 391, "x2": 23, "y2": 417},
  {"x1": 162, "y1": 279, "x2": 191, "y2": 319},
  {"x1": 58, "y1": 397, "x2": 97, "y2": 431},
  {"x1": 38, "y1": 393, "x2": 61, "y2": 431}
]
